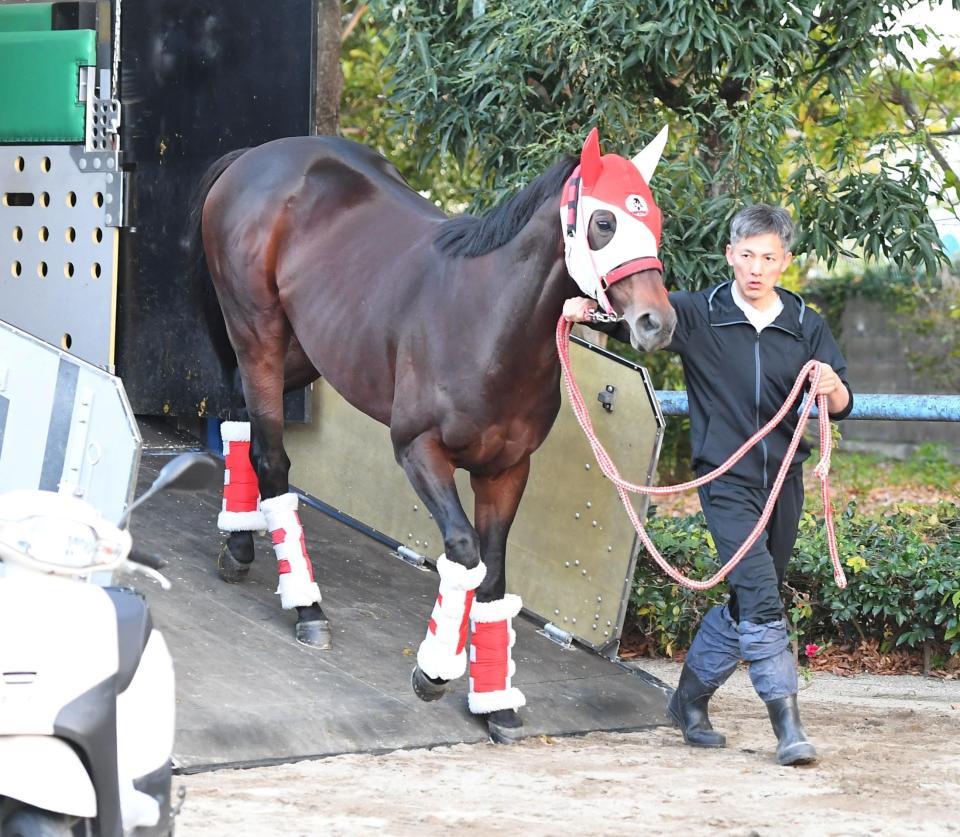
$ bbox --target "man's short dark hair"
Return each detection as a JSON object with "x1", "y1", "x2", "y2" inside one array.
[{"x1": 730, "y1": 204, "x2": 795, "y2": 250}]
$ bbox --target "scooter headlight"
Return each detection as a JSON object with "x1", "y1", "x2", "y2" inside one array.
[{"x1": 10, "y1": 516, "x2": 101, "y2": 569}]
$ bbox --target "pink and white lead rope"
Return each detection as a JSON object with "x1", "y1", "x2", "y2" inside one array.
[{"x1": 556, "y1": 318, "x2": 847, "y2": 591}]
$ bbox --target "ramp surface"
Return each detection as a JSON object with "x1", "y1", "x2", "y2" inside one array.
[{"x1": 131, "y1": 440, "x2": 670, "y2": 773}]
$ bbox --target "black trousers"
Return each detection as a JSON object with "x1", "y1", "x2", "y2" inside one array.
[{"x1": 696, "y1": 471, "x2": 804, "y2": 625}]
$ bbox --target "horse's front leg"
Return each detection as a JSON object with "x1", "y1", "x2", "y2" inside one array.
[
  {"x1": 469, "y1": 456, "x2": 531, "y2": 743},
  {"x1": 399, "y1": 433, "x2": 486, "y2": 702}
]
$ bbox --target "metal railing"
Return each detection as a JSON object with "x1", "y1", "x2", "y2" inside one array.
[{"x1": 654, "y1": 392, "x2": 960, "y2": 421}]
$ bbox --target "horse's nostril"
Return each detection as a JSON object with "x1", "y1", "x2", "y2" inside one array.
[{"x1": 637, "y1": 312, "x2": 662, "y2": 334}]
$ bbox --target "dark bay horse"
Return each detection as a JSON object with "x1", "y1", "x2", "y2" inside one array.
[{"x1": 189, "y1": 130, "x2": 676, "y2": 741}]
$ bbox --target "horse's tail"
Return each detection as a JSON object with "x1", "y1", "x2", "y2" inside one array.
[{"x1": 185, "y1": 148, "x2": 249, "y2": 377}]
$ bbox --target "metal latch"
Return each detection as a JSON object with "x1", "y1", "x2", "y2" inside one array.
[{"x1": 598, "y1": 384, "x2": 616, "y2": 413}]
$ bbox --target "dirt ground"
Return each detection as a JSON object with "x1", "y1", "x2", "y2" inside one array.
[{"x1": 176, "y1": 659, "x2": 960, "y2": 836}]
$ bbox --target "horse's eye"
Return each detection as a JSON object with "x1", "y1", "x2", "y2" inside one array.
[{"x1": 597, "y1": 219, "x2": 612, "y2": 231}]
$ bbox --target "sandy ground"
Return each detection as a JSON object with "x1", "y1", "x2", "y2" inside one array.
[{"x1": 176, "y1": 659, "x2": 960, "y2": 836}]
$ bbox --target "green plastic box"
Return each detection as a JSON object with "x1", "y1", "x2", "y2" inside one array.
[{"x1": 0, "y1": 28, "x2": 95, "y2": 142}]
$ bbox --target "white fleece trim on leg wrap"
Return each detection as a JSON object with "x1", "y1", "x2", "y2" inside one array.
[
  {"x1": 220, "y1": 420, "x2": 254, "y2": 443},
  {"x1": 416, "y1": 554, "x2": 487, "y2": 682},
  {"x1": 468, "y1": 594, "x2": 526, "y2": 714},
  {"x1": 217, "y1": 421, "x2": 267, "y2": 532},
  {"x1": 260, "y1": 493, "x2": 322, "y2": 610},
  {"x1": 217, "y1": 509, "x2": 268, "y2": 532}
]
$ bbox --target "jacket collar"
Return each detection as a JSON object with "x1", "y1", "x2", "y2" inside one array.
[{"x1": 706, "y1": 281, "x2": 805, "y2": 336}]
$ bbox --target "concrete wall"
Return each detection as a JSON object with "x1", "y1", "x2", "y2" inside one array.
[{"x1": 837, "y1": 298, "x2": 960, "y2": 462}]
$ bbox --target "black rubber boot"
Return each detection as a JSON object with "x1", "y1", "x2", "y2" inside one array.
[
  {"x1": 766, "y1": 694, "x2": 817, "y2": 765},
  {"x1": 667, "y1": 663, "x2": 726, "y2": 748}
]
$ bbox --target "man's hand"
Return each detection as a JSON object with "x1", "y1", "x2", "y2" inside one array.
[
  {"x1": 814, "y1": 364, "x2": 842, "y2": 396},
  {"x1": 562, "y1": 296, "x2": 597, "y2": 323},
  {"x1": 815, "y1": 363, "x2": 850, "y2": 414}
]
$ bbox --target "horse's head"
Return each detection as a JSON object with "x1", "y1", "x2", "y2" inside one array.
[{"x1": 560, "y1": 128, "x2": 676, "y2": 351}]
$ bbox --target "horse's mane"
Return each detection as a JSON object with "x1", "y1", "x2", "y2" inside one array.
[{"x1": 434, "y1": 155, "x2": 579, "y2": 257}]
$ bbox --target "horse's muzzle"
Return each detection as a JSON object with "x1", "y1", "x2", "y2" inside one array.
[{"x1": 630, "y1": 306, "x2": 677, "y2": 352}]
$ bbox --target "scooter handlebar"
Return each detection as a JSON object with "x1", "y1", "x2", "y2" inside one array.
[{"x1": 127, "y1": 549, "x2": 167, "y2": 571}]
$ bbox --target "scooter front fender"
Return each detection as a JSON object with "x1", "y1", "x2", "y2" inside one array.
[{"x1": 0, "y1": 735, "x2": 96, "y2": 817}]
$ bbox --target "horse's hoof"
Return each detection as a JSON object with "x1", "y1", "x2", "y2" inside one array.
[
  {"x1": 296, "y1": 618, "x2": 333, "y2": 649},
  {"x1": 217, "y1": 541, "x2": 250, "y2": 583},
  {"x1": 485, "y1": 708, "x2": 524, "y2": 745},
  {"x1": 411, "y1": 665, "x2": 448, "y2": 702}
]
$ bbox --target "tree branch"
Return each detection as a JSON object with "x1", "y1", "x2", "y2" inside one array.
[
  {"x1": 341, "y1": 2, "x2": 368, "y2": 43},
  {"x1": 886, "y1": 77, "x2": 959, "y2": 187}
]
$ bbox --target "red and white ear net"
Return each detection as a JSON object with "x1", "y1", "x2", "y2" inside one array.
[
  {"x1": 468, "y1": 594, "x2": 526, "y2": 714},
  {"x1": 218, "y1": 421, "x2": 266, "y2": 532},
  {"x1": 560, "y1": 127, "x2": 667, "y2": 313},
  {"x1": 417, "y1": 555, "x2": 487, "y2": 681},
  {"x1": 260, "y1": 493, "x2": 322, "y2": 609}
]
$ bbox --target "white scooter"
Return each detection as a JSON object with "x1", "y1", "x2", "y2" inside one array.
[{"x1": 0, "y1": 452, "x2": 217, "y2": 837}]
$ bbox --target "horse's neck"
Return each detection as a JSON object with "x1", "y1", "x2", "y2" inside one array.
[{"x1": 490, "y1": 201, "x2": 577, "y2": 344}]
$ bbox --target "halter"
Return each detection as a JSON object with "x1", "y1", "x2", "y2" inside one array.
[{"x1": 560, "y1": 129, "x2": 666, "y2": 315}]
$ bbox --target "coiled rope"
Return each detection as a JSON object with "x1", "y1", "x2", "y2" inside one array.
[{"x1": 556, "y1": 317, "x2": 847, "y2": 591}]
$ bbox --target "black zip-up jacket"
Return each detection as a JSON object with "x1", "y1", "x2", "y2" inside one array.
[{"x1": 607, "y1": 282, "x2": 853, "y2": 488}]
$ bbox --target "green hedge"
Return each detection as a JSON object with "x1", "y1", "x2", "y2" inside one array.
[{"x1": 631, "y1": 500, "x2": 960, "y2": 662}]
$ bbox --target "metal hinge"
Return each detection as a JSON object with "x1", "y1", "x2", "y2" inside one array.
[
  {"x1": 538, "y1": 622, "x2": 574, "y2": 649},
  {"x1": 392, "y1": 545, "x2": 427, "y2": 569}
]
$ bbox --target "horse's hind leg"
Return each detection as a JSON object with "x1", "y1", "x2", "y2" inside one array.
[
  {"x1": 399, "y1": 433, "x2": 486, "y2": 702},
  {"x1": 216, "y1": 414, "x2": 262, "y2": 583},
  {"x1": 217, "y1": 342, "x2": 320, "y2": 584},
  {"x1": 469, "y1": 457, "x2": 531, "y2": 744},
  {"x1": 234, "y1": 335, "x2": 331, "y2": 649}
]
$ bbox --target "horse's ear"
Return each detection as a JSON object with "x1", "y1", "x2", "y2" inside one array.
[
  {"x1": 631, "y1": 125, "x2": 669, "y2": 183},
  {"x1": 580, "y1": 127, "x2": 603, "y2": 185}
]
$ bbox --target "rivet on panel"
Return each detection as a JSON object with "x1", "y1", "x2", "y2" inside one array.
[
  {"x1": 574, "y1": 560, "x2": 580, "y2": 566},
  {"x1": 574, "y1": 512, "x2": 580, "y2": 520},
  {"x1": 586, "y1": 501, "x2": 592, "y2": 508},
  {"x1": 607, "y1": 546, "x2": 613, "y2": 552},
  {"x1": 571, "y1": 618, "x2": 577, "y2": 624},
  {"x1": 554, "y1": 609, "x2": 559, "y2": 615},
  {"x1": 564, "y1": 561, "x2": 570, "y2": 568},
  {"x1": 581, "y1": 570, "x2": 587, "y2": 576},
  {"x1": 606, "y1": 620, "x2": 612, "y2": 626},
  {"x1": 604, "y1": 631, "x2": 609, "y2": 637},
  {"x1": 413, "y1": 504, "x2": 418, "y2": 511},
  {"x1": 584, "y1": 463, "x2": 591, "y2": 470},
  {"x1": 591, "y1": 520, "x2": 597, "y2": 527},
  {"x1": 592, "y1": 623, "x2": 597, "y2": 630},
  {"x1": 597, "y1": 596, "x2": 602, "y2": 603}
]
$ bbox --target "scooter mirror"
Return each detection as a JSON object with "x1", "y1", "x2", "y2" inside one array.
[
  {"x1": 154, "y1": 452, "x2": 219, "y2": 493},
  {"x1": 119, "y1": 452, "x2": 219, "y2": 528}
]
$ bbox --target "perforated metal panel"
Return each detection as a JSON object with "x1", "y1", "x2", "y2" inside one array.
[
  {"x1": 285, "y1": 337, "x2": 664, "y2": 654},
  {"x1": 0, "y1": 145, "x2": 120, "y2": 370}
]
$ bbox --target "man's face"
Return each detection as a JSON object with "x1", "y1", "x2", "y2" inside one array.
[{"x1": 725, "y1": 232, "x2": 792, "y2": 309}]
